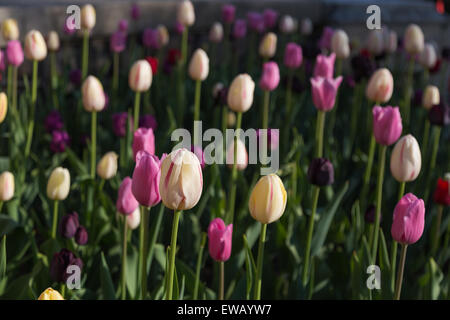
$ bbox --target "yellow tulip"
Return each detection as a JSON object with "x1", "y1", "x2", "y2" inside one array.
[{"x1": 38, "y1": 287, "x2": 64, "y2": 300}]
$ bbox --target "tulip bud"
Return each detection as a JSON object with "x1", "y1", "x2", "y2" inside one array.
[
  {"x1": 82, "y1": 76, "x2": 106, "y2": 112},
  {"x1": 249, "y1": 174, "x2": 287, "y2": 224},
  {"x1": 132, "y1": 128, "x2": 155, "y2": 161},
  {"x1": 384, "y1": 30, "x2": 397, "y2": 53},
  {"x1": 59, "y1": 212, "x2": 79, "y2": 239},
  {"x1": 0, "y1": 171, "x2": 14, "y2": 201},
  {"x1": 300, "y1": 18, "x2": 313, "y2": 36},
  {"x1": 310, "y1": 76, "x2": 343, "y2": 112},
  {"x1": 126, "y1": 207, "x2": 141, "y2": 230},
  {"x1": 0, "y1": 92, "x2": 7, "y2": 124},
  {"x1": 227, "y1": 74, "x2": 255, "y2": 113},
  {"x1": 209, "y1": 22, "x2": 223, "y2": 43},
  {"x1": 404, "y1": 24, "x2": 424, "y2": 55},
  {"x1": 177, "y1": 0, "x2": 195, "y2": 27},
  {"x1": 391, "y1": 193, "x2": 425, "y2": 244},
  {"x1": 422, "y1": 85, "x2": 440, "y2": 110},
  {"x1": 81, "y1": 4, "x2": 96, "y2": 31},
  {"x1": 284, "y1": 42, "x2": 303, "y2": 69},
  {"x1": 97, "y1": 151, "x2": 118, "y2": 180},
  {"x1": 226, "y1": 139, "x2": 248, "y2": 171},
  {"x1": 75, "y1": 226, "x2": 88, "y2": 245},
  {"x1": 188, "y1": 48, "x2": 209, "y2": 81},
  {"x1": 47, "y1": 31, "x2": 60, "y2": 51},
  {"x1": 24, "y1": 30, "x2": 47, "y2": 61},
  {"x1": 331, "y1": 29, "x2": 350, "y2": 59},
  {"x1": 263, "y1": 9, "x2": 278, "y2": 29},
  {"x1": 208, "y1": 218, "x2": 233, "y2": 262},
  {"x1": 2, "y1": 19, "x2": 19, "y2": 41},
  {"x1": 433, "y1": 177, "x2": 450, "y2": 206},
  {"x1": 365, "y1": 68, "x2": 394, "y2": 103},
  {"x1": 259, "y1": 61, "x2": 280, "y2": 91},
  {"x1": 428, "y1": 103, "x2": 450, "y2": 126},
  {"x1": 233, "y1": 19, "x2": 247, "y2": 39},
  {"x1": 129, "y1": 59, "x2": 152, "y2": 92},
  {"x1": 6, "y1": 40, "x2": 24, "y2": 67},
  {"x1": 132, "y1": 151, "x2": 162, "y2": 207},
  {"x1": 419, "y1": 43, "x2": 437, "y2": 69},
  {"x1": 247, "y1": 12, "x2": 264, "y2": 33},
  {"x1": 314, "y1": 53, "x2": 336, "y2": 79},
  {"x1": 307, "y1": 158, "x2": 335, "y2": 186},
  {"x1": 222, "y1": 4, "x2": 236, "y2": 24},
  {"x1": 259, "y1": 32, "x2": 277, "y2": 59},
  {"x1": 367, "y1": 30, "x2": 384, "y2": 56},
  {"x1": 131, "y1": 3, "x2": 140, "y2": 20},
  {"x1": 390, "y1": 134, "x2": 421, "y2": 182},
  {"x1": 50, "y1": 249, "x2": 83, "y2": 283},
  {"x1": 110, "y1": 30, "x2": 126, "y2": 53},
  {"x1": 279, "y1": 15, "x2": 296, "y2": 34},
  {"x1": 372, "y1": 106, "x2": 403, "y2": 146},
  {"x1": 117, "y1": 177, "x2": 139, "y2": 215},
  {"x1": 157, "y1": 25, "x2": 169, "y2": 47},
  {"x1": 46, "y1": 167, "x2": 70, "y2": 201},
  {"x1": 318, "y1": 26, "x2": 334, "y2": 51},
  {"x1": 38, "y1": 288, "x2": 64, "y2": 300},
  {"x1": 159, "y1": 148, "x2": 203, "y2": 211},
  {"x1": 257, "y1": 129, "x2": 279, "y2": 151}
]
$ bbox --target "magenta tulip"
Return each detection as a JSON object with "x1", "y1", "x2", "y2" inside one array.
[
  {"x1": 0, "y1": 50, "x2": 5, "y2": 71},
  {"x1": 110, "y1": 31, "x2": 126, "y2": 53},
  {"x1": 233, "y1": 19, "x2": 247, "y2": 39},
  {"x1": 391, "y1": 193, "x2": 425, "y2": 245},
  {"x1": 116, "y1": 177, "x2": 139, "y2": 215},
  {"x1": 314, "y1": 52, "x2": 336, "y2": 79},
  {"x1": 222, "y1": 4, "x2": 236, "y2": 24},
  {"x1": 142, "y1": 28, "x2": 159, "y2": 49},
  {"x1": 310, "y1": 76, "x2": 343, "y2": 111},
  {"x1": 284, "y1": 42, "x2": 303, "y2": 69},
  {"x1": 263, "y1": 9, "x2": 278, "y2": 29},
  {"x1": 259, "y1": 62, "x2": 280, "y2": 92},
  {"x1": 132, "y1": 128, "x2": 155, "y2": 161},
  {"x1": 6, "y1": 40, "x2": 24, "y2": 67},
  {"x1": 247, "y1": 12, "x2": 265, "y2": 33},
  {"x1": 208, "y1": 218, "x2": 233, "y2": 262},
  {"x1": 118, "y1": 19, "x2": 128, "y2": 33},
  {"x1": 318, "y1": 26, "x2": 334, "y2": 51},
  {"x1": 372, "y1": 106, "x2": 403, "y2": 146},
  {"x1": 131, "y1": 151, "x2": 162, "y2": 207}
]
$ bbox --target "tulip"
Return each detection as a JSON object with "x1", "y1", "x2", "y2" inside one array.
[
  {"x1": 404, "y1": 24, "x2": 424, "y2": 55},
  {"x1": 112, "y1": 112, "x2": 133, "y2": 138},
  {"x1": 50, "y1": 249, "x2": 83, "y2": 283},
  {"x1": 365, "y1": 68, "x2": 394, "y2": 103},
  {"x1": 97, "y1": 151, "x2": 118, "y2": 180},
  {"x1": 44, "y1": 111, "x2": 63, "y2": 133},
  {"x1": 226, "y1": 139, "x2": 248, "y2": 171},
  {"x1": 81, "y1": 4, "x2": 96, "y2": 31},
  {"x1": 131, "y1": 151, "x2": 161, "y2": 207},
  {"x1": 433, "y1": 177, "x2": 450, "y2": 206},
  {"x1": 318, "y1": 26, "x2": 334, "y2": 51},
  {"x1": 129, "y1": 60, "x2": 152, "y2": 130},
  {"x1": 384, "y1": 30, "x2": 398, "y2": 53},
  {"x1": 38, "y1": 288, "x2": 64, "y2": 300},
  {"x1": 233, "y1": 19, "x2": 247, "y2": 39},
  {"x1": 310, "y1": 76, "x2": 343, "y2": 112},
  {"x1": 110, "y1": 30, "x2": 126, "y2": 53},
  {"x1": 6, "y1": 40, "x2": 24, "y2": 67},
  {"x1": 47, "y1": 31, "x2": 60, "y2": 51},
  {"x1": 59, "y1": 212, "x2": 79, "y2": 239},
  {"x1": 222, "y1": 4, "x2": 236, "y2": 24},
  {"x1": 82, "y1": 76, "x2": 105, "y2": 112},
  {"x1": 420, "y1": 43, "x2": 437, "y2": 69},
  {"x1": 24, "y1": 29, "x2": 47, "y2": 62},
  {"x1": 47, "y1": 167, "x2": 70, "y2": 238},
  {"x1": 313, "y1": 53, "x2": 336, "y2": 79},
  {"x1": 279, "y1": 15, "x2": 296, "y2": 34},
  {"x1": 259, "y1": 32, "x2": 277, "y2": 59},
  {"x1": 208, "y1": 218, "x2": 233, "y2": 262},
  {"x1": 117, "y1": 177, "x2": 140, "y2": 215},
  {"x1": 372, "y1": 106, "x2": 402, "y2": 146},
  {"x1": 351, "y1": 53, "x2": 376, "y2": 82},
  {"x1": 126, "y1": 207, "x2": 141, "y2": 229},
  {"x1": 390, "y1": 134, "x2": 421, "y2": 182},
  {"x1": 143, "y1": 28, "x2": 159, "y2": 49},
  {"x1": 284, "y1": 43, "x2": 303, "y2": 69},
  {"x1": 145, "y1": 56, "x2": 158, "y2": 75},
  {"x1": 132, "y1": 128, "x2": 155, "y2": 161},
  {"x1": 367, "y1": 30, "x2": 384, "y2": 56},
  {"x1": 139, "y1": 114, "x2": 158, "y2": 131},
  {"x1": 2, "y1": 19, "x2": 19, "y2": 41},
  {"x1": 422, "y1": 85, "x2": 440, "y2": 110},
  {"x1": 428, "y1": 102, "x2": 450, "y2": 126},
  {"x1": 0, "y1": 92, "x2": 7, "y2": 124},
  {"x1": 209, "y1": 22, "x2": 223, "y2": 43},
  {"x1": 331, "y1": 29, "x2": 350, "y2": 59},
  {"x1": 300, "y1": 18, "x2": 313, "y2": 36},
  {"x1": 131, "y1": 3, "x2": 140, "y2": 20},
  {"x1": 227, "y1": 74, "x2": 255, "y2": 113},
  {"x1": 50, "y1": 130, "x2": 70, "y2": 154},
  {"x1": 189, "y1": 49, "x2": 209, "y2": 81},
  {"x1": 263, "y1": 9, "x2": 278, "y2": 29},
  {"x1": 177, "y1": 0, "x2": 195, "y2": 26},
  {"x1": 0, "y1": 171, "x2": 14, "y2": 203},
  {"x1": 191, "y1": 146, "x2": 205, "y2": 169},
  {"x1": 259, "y1": 61, "x2": 280, "y2": 92},
  {"x1": 307, "y1": 158, "x2": 335, "y2": 186},
  {"x1": 75, "y1": 226, "x2": 88, "y2": 245},
  {"x1": 157, "y1": 25, "x2": 170, "y2": 47}
]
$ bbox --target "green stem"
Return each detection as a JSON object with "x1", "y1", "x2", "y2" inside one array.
[
  {"x1": 193, "y1": 233, "x2": 207, "y2": 300},
  {"x1": 431, "y1": 205, "x2": 443, "y2": 256},
  {"x1": 0, "y1": 201, "x2": 3, "y2": 213},
  {"x1": 12, "y1": 66, "x2": 18, "y2": 111},
  {"x1": 403, "y1": 57, "x2": 414, "y2": 127},
  {"x1": 147, "y1": 204, "x2": 165, "y2": 279},
  {"x1": 219, "y1": 261, "x2": 225, "y2": 300},
  {"x1": 227, "y1": 112, "x2": 242, "y2": 224},
  {"x1": 262, "y1": 90, "x2": 270, "y2": 129},
  {"x1": 315, "y1": 110, "x2": 325, "y2": 158},
  {"x1": 81, "y1": 30, "x2": 89, "y2": 80},
  {"x1": 90, "y1": 111, "x2": 97, "y2": 179},
  {"x1": 193, "y1": 79, "x2": 201, "y2": 145},
  {"x1": 60, "y1": 283, "x2": 66, "y2": 298},
  {"x1": 6, "y1": 65, "x2": 12, "y2": 102},
  {"x1": 133, "y1": 91, "x2": 141, "y2": 131},
  {"x1": 139, "y1": 206, "x2": 151, "y2": 299},
  {"x1": 391, "y1": 181, "x2": 405, "y2": 292},
  {"x1": 422, "y1": 119, "x2": 430, "y2": 156},
  {"x1": 25, "y1": 60, "x2": 38, "y2": 158},
  {"x1": 302, "y1": 186, "x2": 320, "y2": 285},
  {"x1": 361, "y1": 135, "x2": 376, "y2": 207},
  {"x1": 113, "y1": 52, "x2": 119, "y2": 92},
  {"x1": 394, "y1": 244, "x2": 408, "y2": 300},
  {"x1": 283, "y1": 70, "x2": 293, "y2": 151},
  {"x1": 254, "y1": 223, "x2": 267, "y2": 300},
  {"x1": 121, "y1": 217, "x2": 128, "y2": 300},
  {"x1": 181, "y1": 27, "x2": 189, "y2": 66},
  {"x1": 51, "y1": 200, "x2": 59, "y2": 239},
  {"x1": 166, "y1": 210, "x2": 182, "y2": 300},
  {"x1": 424, "y1": 126, "x2": 442, "y2": 201}
]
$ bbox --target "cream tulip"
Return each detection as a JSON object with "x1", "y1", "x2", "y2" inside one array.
[
  {"x1": 47, "y1": 31, "x2": 60, "y2": 51},
  {"x1": 279, "y1": 15, "x2": 297, "y2": 34},
  {"x1": 209, "y1": 22, "x2": 224, "y2": 43},
  {"x1": 420, "y1": 43, "x2": 437, "y2": 69},
  {"x1": 2, "y1": 18, "x2": 19, "y2": 41},
  {"x1": 81, "y1": 4, "x2": 96, "y2": 31},
  {"x1": 188, "y1": 49, "x2": 209, "y2": 81},
  {"x1": 249, "y1": 174, "x2": 287, "y2": 224},
  {"x1": 365, "y1": 68, "x2": 394, "y2": 103},
  {"x1": 367, "y1": 30, "x2": 384, "y2": 56},
  {"x1": 390, "y1": 134, "x2": 421, "y2": 182},
  {"x1": 259, "y1": 32, "x2": 277, "y2": 59},
  {"x1": 227, "y1": 74, "x2": 255, "y2": 113},
  {"x1": 0, "y1": 171, "x2": 14, "y2": 202},
  {"x1": 0, "y1": 92, "x2": 7, "y2": 124},
  {"x1": 177, "y1": 0, "x2": 195, "y2": 27},
  {"x1": 331, "y1": 29, "x2": 350, "y2": 59},
  {"x1": 24, "y1": 30, "x2": 47, "y2": 61},
  {"x1": 300, "y1": 18, "x2": 313, "y2": 36},
  {"x1": 97, "y1": 152, "x2": 118, "y2": 180},
  {"x1": 82, "y1": 75, "x2": 106, "y2": 112},
  {"x1": 126, "y1": 207, "x2": 141, "y2": 230},
  {"x1": 422, "y1": 85, "x2": 440, "y2": 110},
  {"x1": 404, "y1": 24, "x2": 424, "y2": 55},
  {"x1": 384, "y1": 30, "x2": 397, "y2": 53},
  {"x1": 38, "y1": 288, "x2": 64, "y2": 300},
  {"x1": 157, "y1": 25, "x2": 170, "y2": 47},
  {"x1": 226, "y1": 139, "x2": 248, "y2": 171},
  {"x1": 47, "y1": 167, "x2": 70, "y2": 201},
  {"x1": 159, "y1": 148, "x2": 203, "y2": 211},
  {"x1": 129, "y1": 59, "x2": 152, "y2": 92}
]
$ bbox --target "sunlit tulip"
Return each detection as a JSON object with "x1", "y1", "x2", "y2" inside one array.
[
  {"x1": 129, "y1": 59, "x2": 152, "y2": 92},
  {"x1": 259, "y1": 61, "x2": 280, "y2": 91},
  {"x1": 126, "y1": 206, "x2": 141, "y2": 230},
  {"x1": 2, "y1": 19, "x2": 19, "y2": 41},
  {"x1": 372, "y1": 106, "x2": 402, "y2": 146},
  {"x1": 422, "y1": 85, "x2": 440, "y2": 110},
  {"x1": 391, "y1": 193, "x2": 425, "y2": 244},
  {"x1": 284, "y1": 42, "x2": 303, "y2": 69},
  {"x1": 157, "y1": 25, "x2": 170, "y2": 47},
  {"x1": 159, "y1": 148, "x2": 203, "y2": 211},
  {"x1": 390, "y1": 134, "x2": 421, "y2": 182},
  {"x1": 47, "y1": 31, "x2": 60, "y2": 51},
  {"x1": 209, "y1": 22, "x2": 224, "y2": 43},
  {"x1": 331, "y1": 29, "x2": 350, "y2": 59},
  {"x1": 227, "y1": 74, "x2": 255, "y2": 113},
  {"x1": 117, "y1": 177, "x2": 139, "y2": 215},
  {"x1": 24, "y1": 30, "x2": 47, "y2": 61},
  {"x1": 132, "y1": 151, "x2": 162, "y2": 207},
  {"x1": 38, "y1": 288, "x2": 64, "y2": 300},
  {"x1": 226, "y1": 139, "x2": 248, "y2": 171},
  {"x1": 249, "y1": 174, "x2": 287, "y2": 224},
  {"x1": 313, "y1": 53, "x2": 335, "y2": 78},
  {"x1": 188, "y1": 48, "x2": 209, "y2": 81},
  {"x1": 97, "y1": 151, "x2": 118, "y2": 180},
  {"x1": 310, "y1": 76, "x2": 343, "y2": 111},
  {"x1": 259, "y1": 32, "x2": 277, "y2": 59},
  {"x1": 82, "y1": 76, "x2": 106, "y2": 112},
  {"x1": 208, "y1": 218, "x2": 233, "y2": 262},
  {"x1": 6, "y1": 40, "x2": 23, "y2": 67},
  {"x1": 279, "y1": 15, "x2": 296, "y2": 34},
  {"x1": 46, "y1": 167, "x2": 70, "y2": 201},
  {"x1": 367, "y1": 30, "x2": 384, "y2": 56},
  {"x1": 404, "y1": 24, "x2": 424, "y2": 55},
  {"x1": 177, "y1": 0, "x2": 195, "y2": 27},
  {"x1": 0, "y1": 92, "x2": 7, "y2": 124},
  {"x1": 0, "y1": 171, "x2": 14, "y2": 201},
  {"x1": 132, "y1": 128, "x2": 155, "y2": 160},
  {"x1": 300, "y1": 18, "x2": 313, "y2": 36},
  {"x1": 420, "y1": 43, "x2": 437, "y2": 69},
  {"x1": 81, "y1": 4, "x2": 96, "y2": 31},
  {"x1": 365, "y1": 68, "x2": 394, "y2": 103}
]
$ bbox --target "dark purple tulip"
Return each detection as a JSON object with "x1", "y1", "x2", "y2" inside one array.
[
  {"x1": 429, "y1": 103, "x2": 450, "y2": 126},
  {"x1": 69, "y1": 69, "x2": 82, "y2": 86},
  {"x1": 44, "y1": 110, "x2": 63, "y2": 133},
  {"x1": 247, "y1": 12, "x2": 265, "y2": 33},
  {"x1": 112, "y1": 112, "x2": 133, "y2": 138},
  {"x1": 75, "y1": 226, "x2": 88, "y2": 245},
  {"x1": 110, "y1": 30, "x2": 126, "y2": 53},
  {"x1": 263, "y1": 9, "x2": 278, "y2": 29},
  {"x1": 142, "y1": 28, "x2": 159, "y2": 49},
  {"x1": 59, "y1": 212, "x2": 79, "y2": 239},
  {"x1": 118, "y1": 19, "x2": 129, "y2": 33},
  {"x1": 131, "y1": 3, "x2": 140, "y2": 20},
  {"x1": 50, "y1": 249, "x2": 83, "y2": 283},
  {"x1": 222, "y1": 4, "x2": 236, "y2": 24},
  {"x1": 307, "y1": 158, "x2": 335, "y2": 186},
  {"x1": 412, "y1": 89, "x2": 423, "y2": 108},
  {"x1": 351, "y1": 53, "x2": 376, "y2": 82},
  {"x1": 139, "y1": 114, "x2": 158, "y2": 131},
  {"x1": 233, "y1": 19, "x2": 247, "y2": 39},
  {"x1": 50, "y1": 130, "x2": 70, "y2": 153}
]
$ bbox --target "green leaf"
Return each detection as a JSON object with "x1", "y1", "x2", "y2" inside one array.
[
  {"x1": 0, "y1": 236, "x2": 6, "y2": 279},
  {"x1": 100, "y1": 252, "x2": 116, "y2": 300},
  {"x1": 0, "y1": 215, "x2": 18, "y2": 237}
]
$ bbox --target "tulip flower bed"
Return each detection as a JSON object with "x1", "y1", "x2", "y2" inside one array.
[{"x1": 0, "y1": 1, "x2": 449, "y2": 301}]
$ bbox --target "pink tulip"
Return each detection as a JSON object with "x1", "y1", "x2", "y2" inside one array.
[
  {"x1": 0, "y1": 50, "x2": 5, "y2": 71},
  {"x1": 284, "y1": 42, "x2": 303, "y2": 69},
  {"x1": 110, "y1": 31, "x2": 126, "y2": 53},
  {"x1": 6, "y1": 40, "x2": 24, "y2": 67},
  {"x1": 132, "y1": 128, "x2": 155, "y2": 161},
  {"x1": 318, "y1": 26, "x2": 334, "y2": 51},
  {"x1": 142, "y1": 28, "x2": 159, "y2": 49},
  {"x1": 131, "y1": 151, "x2": 161, "y2": 207},
  {"x1": 222, "y1": 4, "x2": 236, "y2": 24},
  {"x1": 372, "y1": 106, "x2": 403, "y2": 146},
  {"x1": 314, "y1": 52, "x2": 336, "y2": 78},
  {"x1": 131, "y1": 3, "x2": 140, "y2": 20},
  {"x1": 208, "y1": 218, "x2": 233, "y2": 262},
  {"x1": 310, "y1": 76, "x2": 343, "y2": 111},
  {"x1": 118, "y1": 19, "x2": 129, "y2": 33},
  {"x1": 116, "y1": 177, "x2": 139, "y2": 215},
  {"x1": 259, "y1": 62, "x2": 280, "y2": 91},
  {"x1": 175, "y1": 21, "x2": 185, "y2": 35},
  {"x1": 263, "y1": 9, "x2": 278, "y2": 29},
  {"x1": 391, "y1": 193, "x2": 425, "y2": 245},
  {"x1": 233, "y1": 19, "x2": 247, "y2": 39},
  {"x1": 247, "y1": 12, "x2": 265, "y2": 33}
]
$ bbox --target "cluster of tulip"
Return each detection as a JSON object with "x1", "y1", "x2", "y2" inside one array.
[{"x1": 0, "y1": 1, "x2": 449, "y2": 300}]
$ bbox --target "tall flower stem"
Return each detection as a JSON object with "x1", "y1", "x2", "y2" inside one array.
[
  {"x1": 50, "y1": 52, "x2": 59, "y2": 109},
  {"x1": 262, "y1": 90, "x2": 270, "y2": 130},
  {"x1": 90, "y1": 111, "x2": 97, "y2": 179},
  {"x1": 113, "y1": 52, "x2": 119, "y2": 93},
  {"x1": 254, "y1": 223, "x2": 267, "y2": 300},
  {"x1": 431, "y1": 205, "x2": 443, "y2": 256},
  {"x1": 422, "y1": 119, "x2": 430, "y2": 155},
  {"x1": 370, "y1": 144, "x2": 387, "y2": 263},
  {"x1": 403, "y1": 57, "x2": 414, "y2": 127},
  {"x1": 193, "y1": 233, "x2": 207, "y2": 300},
  {"x1": 176, "y1": 27, "x2": 189, "y2": 127},
  {"x1": 390, "y1": 181, "x2": 405, "y2": 291},
  {"x1": 51, "y1": 200, "x2": 59, "y2": 239},
  {"x1": 227, "y1": 112, "x2": 242, "y2": 224},
  {"x1": 139, "y1": 206, "x2": 151, "y2": 299},
  {"x1": 328, "y1": 58, "x2": 342, "y2": 134},
  {"x1": 193, "y1": 79, "x2": 201, "y2": 144},
  {"x1": 25, "y1": 60, "x2": 38, "y2": 158},
  {"x1": 133, "y1": 91, "x2": 141, "y2": 131},
  {"x1": 302, "y1": 185, "x2": 320, "y2": 285},
  {"x1": 6, "y1": 65, "x2": 12, "y2": 102},
  {"x1": 12, "y1": 66, "x2": 18, "y2": 111},
  {"x1": 121, "y1": 217, "x2": 128, "y2": 300},
  {"x1": 315, "y1": 110, "x2": 325, "y2": 157},
  {"x1": 394, "y1": 244, "x2": 408, "y2": 300},
  {"x1": 283, "y1": 69, "x2": 294, "y2": 151},
  {"x1": 166, "y1": 210, "x2": 182, "y2": 300},
  {"x1": 424, "y1": 126, "x2": 442, "y2": 201},
  {"x1": 219, "y1": 261, "x2": 225, "y2": 300},
  {"x1": 81, "y1": 30, "x2": 89, "y2": 80}
]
